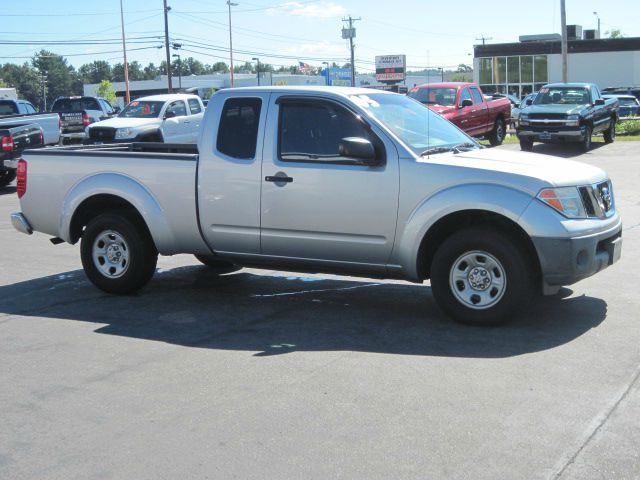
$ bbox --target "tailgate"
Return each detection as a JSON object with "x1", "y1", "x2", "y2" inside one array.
[
  {"x1": 12, "y1": 125, "x2": 43, "y2": 151},
  {"x1": 59, "y1": 111, "x2": 84, "y2": 133}
]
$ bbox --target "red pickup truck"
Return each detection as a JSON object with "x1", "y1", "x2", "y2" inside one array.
[{"x1": 408, "y1": 82, "x2": 511, "y2": 145}]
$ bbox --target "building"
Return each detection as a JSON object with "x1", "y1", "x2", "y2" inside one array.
[{"x1": 473, "y1": 33, "x2": 640, "y2": 98}]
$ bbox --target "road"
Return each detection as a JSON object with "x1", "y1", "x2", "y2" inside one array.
[{"x1": 1, "y1": 140, "x2": 639, "y2": 479}]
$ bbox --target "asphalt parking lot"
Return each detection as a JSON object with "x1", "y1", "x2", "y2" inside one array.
[{"x1": 1, "y1": 140, "x2": 639, "y2": 479}]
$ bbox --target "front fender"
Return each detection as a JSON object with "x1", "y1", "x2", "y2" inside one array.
[
  {"x1": 59, "y1": 172, "x2": 175, "y2": 252},
  {"x1": 393, "y1": 184, "x2": 535, "y2": 281}
]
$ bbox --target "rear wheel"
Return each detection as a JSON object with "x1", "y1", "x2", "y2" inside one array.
[
  {"x1": 603, "y1": 118, "x2": 616, "y2": 143},
  {"x1": 0, "y1": 170, "x2": 16, "y2": 187},
  {"x1": 430, "y1": 227, "x2": 534, "y2": 326},
  {"x1": 488, "y1": 118, "x2": 506, "y2": 146},
  {"x1": 582, "y1": 125, "x2": 593, "y2": 152},
  {"x1": 519, "y1": 139, "x2": 533, "y2": 151},
  {"x1": 80, "y1": 213, "x2": 157, "y2": 294},
  {"x1": 194, "y1": 255, "x2": 241, "y2": 274}
]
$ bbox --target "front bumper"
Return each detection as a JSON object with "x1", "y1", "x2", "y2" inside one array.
[
  {"x1": 532, "y1": 219, "x2": 622, "y2": 293},
  {"x1": 11, "y1": 212, "x2": 33, "y2": 235},
  {"x1": 517, "y1": 127, "x2": 585, "y2": 143},
  {"x1": 60, "y1": 132, "x2": 88, "y2": 141}
]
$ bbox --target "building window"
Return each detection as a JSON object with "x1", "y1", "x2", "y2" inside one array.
[
  {"x1": 493, "y1": 57, "x2": 507, "y2": 84},
  {"x1": 534, "y1": 55, "x2": 548, "y2": 83},
  {"x1": 521, "y1": 56, "x2": 533, "y2": 83},
  {"x1": 479, "y1": 58, "x2": 492, "y2": 85},
  {"x1": 507, "y1": 56, "x2": 520, "y2": 83}
]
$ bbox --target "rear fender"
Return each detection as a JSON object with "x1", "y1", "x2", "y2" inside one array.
[{"x1": 59, "y1": 172, "x2": 175, "y2": 252}]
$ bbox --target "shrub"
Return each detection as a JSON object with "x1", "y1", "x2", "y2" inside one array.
[{"x1": 616, "y1": 119, "x2": 640, "y2": 136}]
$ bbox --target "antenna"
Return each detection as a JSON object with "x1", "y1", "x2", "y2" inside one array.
[{"x1": 475, "y1": 35, "x2": 493, "y2": 46}]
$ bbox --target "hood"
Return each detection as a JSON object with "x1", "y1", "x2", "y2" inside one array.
[
  {"x1": 88, "y1": 117, "x2": 159, "y2": 129},
  {"x1": 522, "y1": 104, "x2": 587, "y2": 116},
  {"x1": 420, "y1": 147, "x2": 606, "y2": 192},
  {"x1": 427, "y1": 104, "x2": 456, "y2": 116}
]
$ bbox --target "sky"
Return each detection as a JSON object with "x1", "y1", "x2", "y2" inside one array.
[{"x1": 1, "y1": 0, "x2": 638, "y2": 73}]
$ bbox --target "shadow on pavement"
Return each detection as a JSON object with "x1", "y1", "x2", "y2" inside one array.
[
  {"x1": 527, "y1": 141, "x2": 606, "y2": 158},
  {"x1": 0, "y1": 266, "x2": 607, "y2": 358}
]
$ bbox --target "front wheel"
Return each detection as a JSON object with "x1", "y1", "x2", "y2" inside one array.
[
  {"x1": 80, "y1": 213, "x2": 158, "y2": 294},
  {"x1": 519, "y1": 139, "x2": 533, "y2": 151},
  {"x1": 488, "y1": 118, "x2": 506, "y2": 146},
  {"x1": 603, "y1": 118, "x2": 616, "y2": 143},
  {"x1": 582, "y1": 125, "x2": 593, "y2": 152},
  {"x1": 430, "y1": 227, "x2": 534, "y2": 326}
]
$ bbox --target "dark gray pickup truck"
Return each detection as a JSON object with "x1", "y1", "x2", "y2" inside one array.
[
  {"x1": 516, "y1": 83, "x2": 618, "y2": 151},
  {"x1": 1, "y1": 124, "x2": 42, "y2": 186}
]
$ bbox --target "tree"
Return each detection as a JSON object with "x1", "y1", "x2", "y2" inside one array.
[
  {"x1": 112, "y1": 61, "x2": 144, "y2": 82},
  {"x1": 0, "y1": 62, "x2": 42, "y2": 107},
  {"x1": 95, "y1": 80, "x2": 117, "y2": 105},
  {"x1": 31, "y1": 50, "x2": 80, "y2": 108},
  {"x1": 77, "y1": 60, "x2": 112, "y2": 84},
  {"x1": 605, "y1": 29, "x2": 624, "y2": 39},
  {"x1": 456, "y1": 64, "x2": 472, "y2": 73},
  {"x1": 143, "y1": 62, "x2": 161, "y2": 80},
  {"x1": 210, "y1": 62, "x2": 229, "y2": 73}
]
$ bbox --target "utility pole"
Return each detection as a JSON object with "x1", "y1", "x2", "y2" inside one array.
[
  {"x1": 342, "y1": 15, "x2": 360, "y2": 87},
  {"x1": 475, "y1": 35, "x2": 493, "y2": 46},
  {"x1": 561, "y1": 0, "x2": 568, "y2": 82},
  {"x1": 120, "y1": 0, "x2": 130, "y2": 104},
  {"x1": 163, "y1": 0, "x2": 173, "y2": 93},
  {"x1": 39, "y1": 73, "x2": 48, "y2": 111},
  {"x1": 227, "y1": 1, "x2": 238, "y2": 87}
]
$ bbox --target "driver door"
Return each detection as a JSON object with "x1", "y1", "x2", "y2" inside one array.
[{"x1": 162, "y1": 100, "x2": 188, "y2": 142}]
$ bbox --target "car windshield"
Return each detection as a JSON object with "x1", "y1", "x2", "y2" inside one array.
[
  {"x1": 349, "y1": 93, "x2": 476, "y2": 155},
  {"x1": 407, "y1": 87, "x2": 457, "y2": 106},
  {"x1": 617, "y1": 98, "x2": 638, "y2": 106},
  {"x1": 51, "y1": 98, "x2": 100, "y2": 112},
  {"x1": 533, "y1": 87, "x2": 591, "y2": 105},
  {"x1": 119, "y1": 100, "x2": 164, "y2": 118}
]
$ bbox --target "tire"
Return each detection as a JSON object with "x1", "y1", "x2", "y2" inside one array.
[
  {"x1": 0, "y1": 170, "x2": 16, "y2": 187},
  {"x1": 603, "y1": 117, "x2": 616, "y2": 143},
  {"x1": 430, "y1": 226, "x2": 534, "y2": 326},
  {"x1": 488, "y1": 118, "x2": 506, "y2": 146},
  {"x1": 519, "y1": 139, "x2": 533, "y2": 151},
  {"x1": 582, "y1": 125, "x2": 593, "y2": 152},
  {"x1": 194, "y1": 255, "x2": 241, "y2": 274},
  {"x1": 80, "y1": 213, "x2": 158, "y2": 294}
]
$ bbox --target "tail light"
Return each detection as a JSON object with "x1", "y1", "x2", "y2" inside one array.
[
  {"x1": 82, "y1": 112, "x2": 91, "y2": 127},
  {"x1": 39, "y1": 129, "x2": 43, "y2": 145},
  {"x1": 1, "y1": 135, "x2": 14, "y2": 152},
  {"x1": 17, "y1": 159, "x2": 27, "y2": 198}
]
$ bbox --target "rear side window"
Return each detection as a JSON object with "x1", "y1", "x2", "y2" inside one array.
[
  {"x1": 188, "y1": 99, "x2": 202, "y2": 115},
  {"x1": 470, "y1": 87, "x2": 484, "y2": 104},
  {"x1": 216, "y1": 98, "x2": 262, "y2": 159},
  {"x1": 0, "y1": 101, "x2": 18, "y2": 115}
]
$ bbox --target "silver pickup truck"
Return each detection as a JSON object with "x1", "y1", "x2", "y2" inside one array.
[{"x1": 11, "y1": 86, "x2": 622, "y2": 325}]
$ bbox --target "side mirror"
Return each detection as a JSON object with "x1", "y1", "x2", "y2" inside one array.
[
  {"x1": 525, "y1": 99, "x2": 533, "y2": 106},
  {"x1": 164, "y1": 111, "x2": 176, "y2": 119},
  {"x1": 339, "y1": 137, "x2": 378, "y2": 165},
  {"x1": 460, "y1": 99, "x2": 473, "y2": 108},
  {"x1": 594, "y1": 98, "x2": 605, "y2": 106},
  {"x1": 113, "y1": 106, "x2": 121, "y2": 114}
]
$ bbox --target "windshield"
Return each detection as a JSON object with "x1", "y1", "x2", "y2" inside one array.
[
  {"x1": 533, "y1": 87, "x2": 591, "y2": 105},
  {"x1": 119, "y1": 100, "x2": 164, "y2": 118},
  {"x1": 349, "y1": 93, "x2": 476, "y2": 155},
  {"x1": 407, "y1": 87, "x2": 457, "y2": 106},
  {"x1": 51, "y1": 97, "x2": 100, "y2": 112}
]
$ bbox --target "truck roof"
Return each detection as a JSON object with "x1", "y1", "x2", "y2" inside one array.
[
  {"x1": 543, "y1": 82, "x2": 598, "y2": 89},
  {"x1": 136, "y1": 93, "x2": 202, "y2": 102},
  {"x1": 215, "y1": 85, "x2": 395, "y2": 97},
  {"x1": 411, "y1": 82, "x2": 478, "y2": 89}
]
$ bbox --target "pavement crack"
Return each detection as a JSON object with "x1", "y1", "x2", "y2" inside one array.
[{"x1": 550, "y1": 364, "x2": 640, "y2": 479}]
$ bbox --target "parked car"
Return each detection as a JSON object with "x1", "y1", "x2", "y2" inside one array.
[
  {"x1": 51, "y1": 96, "x2": 118, "y2": 144},
  {"x1": 407, "y1": 82, "x2": 511, "y2": 145},
  {"x1": 1, "y1": 123, "x2": 42, "y2": 186},
  {"x1": 0, "y1": 103, "x2": 61, "y2": 146},
  {"x1": 12, "y1": 86, "x2": 621, "y2": 326},
  {"x1": 603, "y1": 94, "x2": 640, "y2": 117},
  {"x1": 602, "y1": 86, "x2": 640, "y2": 102},
  {"x1": 511, "y1": 93, "x2": 538, "y2": 128},
  {"x1": 85, "y1": 94, "x2": 204, "y2": 144},
  {"x1": 516, "y1": 83, "x2": 618, "y2": 151}
]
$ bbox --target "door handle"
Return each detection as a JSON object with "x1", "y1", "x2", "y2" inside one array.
[{"x1": 265, "y1": 175, "x2": 293, "y2": 183}]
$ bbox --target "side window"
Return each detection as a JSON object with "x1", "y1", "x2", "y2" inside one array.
[
  {"x1": 188, "y1": 99, "x2": 202, "y2": 115},
  {"x1": 279, "y1": 101, "x2": 371, "y2": 163},
  {"x1": 470, "y1": 87, "x2": 484, "y2": 104},
  {"x1": 459, "y1": 88, "x2": 472, "y2": 106},
  {"x1": 216, "y1": 97, "x2": 262, "y2": 159},
  {"x1": 591, "y1": 87, "x2": 601, "y2": 102},
  {"x1": 100, "y1": 99, "x2": 114, "y2": 114},
  {"x1": 166, "y1": 100, "x2": 187, "y2": 117},
  {"x1": 18, "y1": 103, "x2": 27, "y2": 114},
  {"x1": 26, "y1": 103, "x2": 36, "y2": 114}
]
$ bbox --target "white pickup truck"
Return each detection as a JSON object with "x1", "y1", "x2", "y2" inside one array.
[
  {"x1": 85, "y1": 94, "x2": 204, "y2": 144},
  {"x1": 11, "y1": 86, "x2": 622, "y2": 325}
]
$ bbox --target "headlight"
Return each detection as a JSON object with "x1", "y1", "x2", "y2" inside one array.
[
  {"x1": 115, "y1": 128, "x2": 136, "y2": 140},
  {"x1": 537, "y1": 187, "x2": 587, "y2": 218},
  {"x1": 519, "y1": 114, "x2": 529, "y2": 126},
  {"x1": 566, "y1": 114, "x2": 579, "y2": 126}
]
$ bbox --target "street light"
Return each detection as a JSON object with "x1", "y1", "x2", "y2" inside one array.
[
  {"x1": 227, "y1": 1, "x2": 238, "y2": 87},
  {"x1": 252, "y1": 57, "x2": 260, "y2": 86},
  {"x1": 172, "y1": 53, "x2": 182, "y2": 91},
  {"x1": 322, "y1": 61, "x2": 329, "y2": 86},
  {"x1": 593, "y1": 11, "x2": 601, "y2": 38}
]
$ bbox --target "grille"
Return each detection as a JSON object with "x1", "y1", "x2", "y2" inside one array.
[
  {"x1": 528, "y1": 113, "x2": 568, "y2": 120},
  {"x1": 89, "y1": 127, "x2": 116, "y2": 141},
  {"x1": 578, "y1": 181, "x2": 614, "y2": 218}
]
